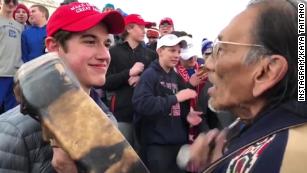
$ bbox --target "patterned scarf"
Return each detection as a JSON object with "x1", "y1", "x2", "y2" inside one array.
[
  {"x1": 176, "y1": 62, "x2": 203, "y2": 108},
  {"x1": 176, "y1": 62, "x2": 207, "y2": 172}
]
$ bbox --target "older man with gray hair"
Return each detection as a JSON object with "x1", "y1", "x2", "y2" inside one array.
[{"x1": 182, "y1": 0, "x2": 307, "y2": 172}]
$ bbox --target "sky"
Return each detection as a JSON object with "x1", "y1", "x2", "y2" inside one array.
[{"x1": 54, "y1": 0, "x2": 251, "y2": 55}]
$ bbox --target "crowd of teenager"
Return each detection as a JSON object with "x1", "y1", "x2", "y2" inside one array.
[{"x1": 0, "y1": 0, "x2": 306, "y2": 173}]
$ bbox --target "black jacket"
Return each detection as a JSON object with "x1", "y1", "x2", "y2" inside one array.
[
  {"x1": 0, "y1": 106, "x2": 55, "y2": 173},
  {"x1": 197, "y1": 81, "x2": 224, "y2": 130},
  {"x1": 132, "y1": 60, "x2": 190, "y2": 145},
  {"x1": 103, "y1": 42, "x2": 158, "y2": 122},
  {"x1": 146, "y1": 41, "x2": 157, "y2": 52}
]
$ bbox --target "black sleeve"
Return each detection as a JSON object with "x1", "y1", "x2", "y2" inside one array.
[
  {"x1": 103, "y1": 48, "x2": 130, "y2": 90},
  {"x1": 196, "y1": 81, "x2": 223, "y2": 130},
  {"x1": 132, "y1": 70, "x2": 178, "y2": 118},
  {"x1": 177, "y1": 74, "x2": 196, "y2": 91}
]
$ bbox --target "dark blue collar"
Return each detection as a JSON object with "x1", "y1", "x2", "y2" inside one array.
[
  {"x1": 90, "y1": 89, "x2": 110, "y2": 113},
  {"x1": 227, "y1": 100, "x2": 307, "y2": 153}
]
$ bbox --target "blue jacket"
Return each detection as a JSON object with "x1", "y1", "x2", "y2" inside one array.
[
  {"x1": 90, "y1": 89, "x2": 117, "y2": 126},
  {"x1": 21, "y1": 25, "x2": 46, "y2": 62},
  {"x1": 204, "y1": 100, "x2": 307, "y2": 173},
  {"x1": 132, "y1": 60, "x2": 190, "y2": 145}
]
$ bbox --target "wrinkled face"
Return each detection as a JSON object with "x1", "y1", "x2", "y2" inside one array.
[
  {"x1": 58, "y1": 24, "x2": 111, "y2": 90},
  {"x1": 180, "y1": 56, "x2": 197, "y2": 69},
  {"x1": 206, "y1": 7, "x2": 260, "y2": 112},
  {"x1": 159, "y1": 23, "x2": 174, "y2": 36},
  {"x1": 29, "y1": 6, "x2": 45, "y2": 25},
  {"x1": 14, "y1": 8, "x2": 28, "y2": 24},
  {"x1": 158, "y1": 44, "x2": 181, "y2": 72},
  {"x1": 128, "y1": 24, "x2": 145, "y2": 42}
]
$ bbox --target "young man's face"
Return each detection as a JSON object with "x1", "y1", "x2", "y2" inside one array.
[
  {"x1": 128, "y1": 24, "x2": 145, "y2": 42},
  {"x1": 158, "y1": 45, "x2": 181, "y2": 71},
  {"x1": 1, "y1": 0, "x2": 18, "y2": 14},
  {"x1": 57, "y1": 24, "x2": 111, "y2": 90},
  {"x1": 159, "y1": 23, "x2": 174, "y2": 37},
  {"x1": 29, "y1": 6, "x2": 45, "y2": 26},
  {"x1": 180, "y1": 56, "x2": 197, "y2": 69},
  {"x1": 14, "y1": 8, "x2": 28, "y2": 24}
]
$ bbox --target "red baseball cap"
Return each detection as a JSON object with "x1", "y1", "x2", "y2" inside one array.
[
  {"x1": 159, "y1": 17, "x2": 174, "y2": 26},
  {"x1": 124, "y1": 14, "x2": 152, "y2": 28},
  {"x1": 47, "y1": 2, "x2": 125, "y2": 37},
  {"x1": 146, "y1": 28, "x2": 159, "y2": 38},
  {"x1": 13, "y1": 4, "x2": 30, "y2": 20}
]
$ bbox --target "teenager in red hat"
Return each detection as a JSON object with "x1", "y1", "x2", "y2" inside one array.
[
  {"x1": 102, "y1": 13, "x2": 157, "y2": 152},
  {"x1": 0, "y1": 2, "x2": 125, "y2": 173},
  {"x1": 146, "y1": 27, "x2": 159, "y2": 51},
  {"x1": 46, "y1": 3, "x2": 124, "y2": 172},
  {"x1": 13, "y1": 3, "x2": 29, "y2": 26},
  {"x1": 159, "y1": 17, "x2": 174, "y2": 37}
]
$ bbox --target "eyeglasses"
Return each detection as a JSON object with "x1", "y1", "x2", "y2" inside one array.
[
  {"x1": 212, "y1": 39, "x2": 264, "y2": 60},
  {"x1": 4, "y1": 0, "x2": 18, "y2": 5}
]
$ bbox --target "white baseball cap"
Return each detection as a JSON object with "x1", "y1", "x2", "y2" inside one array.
[
  {"x1": 156, "y1": 34, "x2": 188, "y2": 50},
  {"x1": 180, "y1": 46, "x2": 199, "y2": 60}
]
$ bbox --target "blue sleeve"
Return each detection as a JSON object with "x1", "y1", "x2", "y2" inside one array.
[
  {"x1": 21, "y1": 31, "x2": 29, "y2": 63},
  {"x1": 132, "y1": 70, "x2": 178, "y2": 117}
]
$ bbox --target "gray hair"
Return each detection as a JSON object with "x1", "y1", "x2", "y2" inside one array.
[{"x1": 243, "y1": 0, "x2": 306, "y2": 107}]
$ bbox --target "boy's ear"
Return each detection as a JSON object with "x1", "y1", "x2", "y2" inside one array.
[{"x1": 45, "y1": 37, "x2": 60, "y2": 52}]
